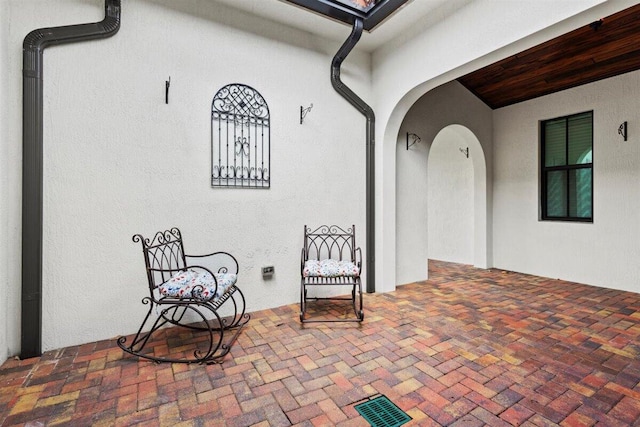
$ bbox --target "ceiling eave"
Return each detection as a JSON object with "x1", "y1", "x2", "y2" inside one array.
[{"x1": 457, "y1": 4, "x2": 640, "y2": 110}]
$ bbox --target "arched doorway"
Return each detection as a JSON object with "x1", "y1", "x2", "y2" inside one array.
[{"x1": 394, "y1": 82, "x2": 491, "y2": 286}]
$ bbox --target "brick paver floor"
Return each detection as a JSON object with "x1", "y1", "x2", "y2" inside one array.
[{"x1": 2, "y1": 260, "x2": 640, "y2": 426}]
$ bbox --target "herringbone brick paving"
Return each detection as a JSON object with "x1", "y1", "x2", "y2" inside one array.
[{"x1": 2, "y1": 260, "x2": 640, "y2": 426}]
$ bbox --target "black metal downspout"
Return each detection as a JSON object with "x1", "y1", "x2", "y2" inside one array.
[
  {"x1": 331, "y1": 18, "x2": 375, "y2": 293},
  {"x1": 21, "y1": 0, "x2": 121, "y2": 359}
]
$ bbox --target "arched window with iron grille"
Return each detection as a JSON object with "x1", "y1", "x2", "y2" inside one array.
[{"x1": 211, "y1": 84, "x2": 270, "y2": 188}]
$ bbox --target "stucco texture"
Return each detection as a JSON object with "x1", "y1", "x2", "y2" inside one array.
[
  {"x1": 4, "y1": 0, "x2": 640, "y2": 363},
  {"x1": 493, "y1": 69, "x2": 640, "y2": 293},
  {"x1": 1, "y1": 0, "x2": 9, "y2": 365},
  {"x1": 5, "y1": 0, "x2": 369, "y2": 354}
]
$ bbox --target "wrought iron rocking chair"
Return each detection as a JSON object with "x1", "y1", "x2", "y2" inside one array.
[
  {"x1": 117, "y1": 227, "x2": 250, "y2": 364},
  {"x1": 300, "y1": 224, "x2": 364, "y2": 322}
]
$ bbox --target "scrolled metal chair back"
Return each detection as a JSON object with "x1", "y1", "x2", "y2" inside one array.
[
  {"x1": 133, "y1": 227, "x2": 187, "y2": 293},
  {"x1": 304, "y1": 225, "x2": 356, "y2": 262}
]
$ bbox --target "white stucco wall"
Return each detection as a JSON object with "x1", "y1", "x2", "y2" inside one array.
[
  {"x1": 427, "y1": 127, "x2": 474, "y2": 265},
  {"x1": 5, "y1": 0, "x2": 370, "y2": 353},
  {"x1": 373, "y1": 0, "x2": 636, "y2": 293},
  {"x1": 5, "y1": 0, "x2": 640, "y2": 358},
  {"x1": 1, "y1": 0, "x2": 9, "y2": 366},
  {"x1": 395, "y1": 126, "x2": 429, "y2": 285},
  {"x1": 493, "y1": 69, "x2": 640, "y2": 293},
  {"x1": 396, "y1": 81, "x2": 491, "y2": 285}
]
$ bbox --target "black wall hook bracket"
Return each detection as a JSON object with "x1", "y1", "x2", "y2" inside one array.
[
  {"x1": 165, "y1": 76, "x2": 171, "y2": 104},
  {"x1": 406, "y1": 132, "x2": 421, "y2": 150},
  {"x1": 618, "y1": 121, "x2": 628, "y2": 141},
  {"x1": 300, "y1": 103, "x2": 313, "y2": 124}
]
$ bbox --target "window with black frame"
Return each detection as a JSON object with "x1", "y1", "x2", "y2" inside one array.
[{"x1": 541, "y1": 111, "x2": 593, "y2": 222}]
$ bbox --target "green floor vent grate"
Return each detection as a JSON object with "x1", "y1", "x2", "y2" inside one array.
[{"x1": 354, "y1": 395, "x2": 412, "y2": 427}]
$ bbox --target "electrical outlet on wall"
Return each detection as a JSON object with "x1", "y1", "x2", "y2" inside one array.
[{"x1": 262, "y1": 266, "x2": 274, "y2": 278}]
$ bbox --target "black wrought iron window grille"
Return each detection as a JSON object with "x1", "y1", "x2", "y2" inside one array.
[{"x1": 211, "y1": 84, "x2": 270, "y2": 189}]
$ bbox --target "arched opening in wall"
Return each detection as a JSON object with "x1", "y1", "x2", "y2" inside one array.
[
  {"x1": 395, "y1": 109, "x2": 488, "y2": 286},
  {"x1": 387, "y1": 80, "x2": 492, "y2": 292},
  {"x1": 428, "y1": 125, "x2": 475, "y2": 265}
]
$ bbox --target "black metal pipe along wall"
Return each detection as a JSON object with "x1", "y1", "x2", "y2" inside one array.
[
  {"x1": 21, "y1": 0, "x2": 121, "y2": 359},
  {"x1": 331, "y1": 18, "x2": 376, "y2": 294}
]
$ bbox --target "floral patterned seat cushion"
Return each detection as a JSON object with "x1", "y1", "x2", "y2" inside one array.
[
  {"x1": 158, "y1": 268, "x2": 237, "y2": 300},
  {"x1": 303, "y1": 259, "x2": 359, "y2": 278}
]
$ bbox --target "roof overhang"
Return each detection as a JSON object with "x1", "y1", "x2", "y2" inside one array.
[{"x1": 457, "y1": 3, "x2": 640, "y2": 109}]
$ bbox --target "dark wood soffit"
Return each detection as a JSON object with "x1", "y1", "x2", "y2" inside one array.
[{"x1": 457, "y1": 4, "x2": 640, "y2": 110}]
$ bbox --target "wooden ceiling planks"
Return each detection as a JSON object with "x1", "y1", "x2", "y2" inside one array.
[{"x1": 457, "y1": 4, "x2": 640, "y2": 109}]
